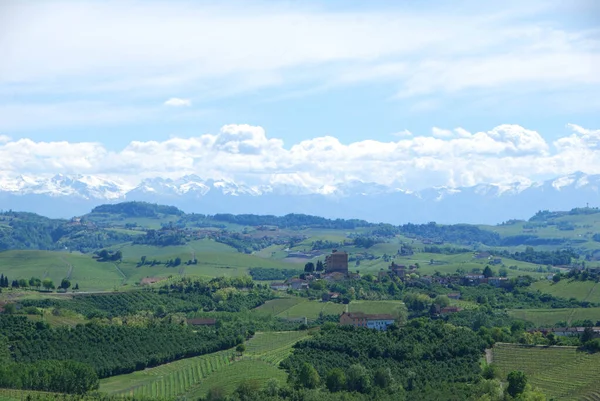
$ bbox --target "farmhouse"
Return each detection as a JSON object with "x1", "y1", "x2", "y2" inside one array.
[
  {"x1": 447, "y1": 292, "x2": 461, "y2": 300},
  {"x1": 270, "y1": 282, "x2": 289, "y2": 291},
  {"x1": 325, "y1": 250, "x2": 349, "y2": 275},
  {"x1": 487, "y1": 277, "x2": 509, "y2": 287},
  {"x1": 339, "y1": 312, "x2": 395, "y2": 331},
  {"x1": 287, "y1": 278, "x2": 309, "y2": 290}
]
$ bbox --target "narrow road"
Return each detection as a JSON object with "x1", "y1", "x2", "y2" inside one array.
[{"x1": 485, "y1": 349, "x2": 493, "y2": 364}]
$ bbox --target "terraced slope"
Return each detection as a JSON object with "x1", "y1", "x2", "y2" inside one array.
[{"x1": 492, "y1": 343, "x2": 600, "y2": 400}]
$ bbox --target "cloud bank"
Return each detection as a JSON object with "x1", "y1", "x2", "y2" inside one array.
[{"x1": 1, "y1": 124, "x2": 598, "y2": 192}]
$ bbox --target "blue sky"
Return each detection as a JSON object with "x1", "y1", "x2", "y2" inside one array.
[{"x1": 0, "y1": 0, "x2": 599, "y2": 192}]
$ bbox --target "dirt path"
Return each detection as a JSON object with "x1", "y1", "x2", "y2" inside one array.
[
  {"x1": 485, "y1": 349, "x2": 493, "y2": 364},
  {"x1": 60, "y1": 257, "x2": 73, "y2": 280},
  {"x1": 112, "y1": 263, "x2": 127, "y2": 284},
  {"x1": 584, "y1": 282, "x2": 599, "y2": 303}
]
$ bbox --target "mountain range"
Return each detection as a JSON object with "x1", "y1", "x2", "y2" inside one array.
[{"x1": 0, "y1": 172, "x2": 598, "y2": 224}]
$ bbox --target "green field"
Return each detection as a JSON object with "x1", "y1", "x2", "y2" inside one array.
[
  {"x1": 0, "y1": 242, "x2": 303, "y2": 292},
  {"x1": 0, "y1": 250, "x2": 124, "y2": 291},
  {"x1": 508, "y1": 307, "x2": 600, "y2": 327},
  {"x1": 254, "y1": 297, "x2": 405, "y2": 321},
  {"x1": 99, "y1": 330, "x2": 308, "y2": 399},
  {"x1": 530, "y1": 280, "x2": 600, "y2": 304},
  {"x1": 492, "y1": 343, "x2": 600, "y2": 400}
]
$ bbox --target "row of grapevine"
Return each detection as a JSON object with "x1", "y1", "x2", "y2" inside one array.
[{"x1": 117, "y1": 350, "x2": 235, "y2": 398}]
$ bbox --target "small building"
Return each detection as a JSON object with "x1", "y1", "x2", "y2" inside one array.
[
  {"x1": 187, "y1": 318, "x2": 217, "y2": 326},
  {"x1": 487, "y1": 277, "x2": 509, "y2": 287},
  {"x1": 287, "y1": 278, "x2": 309, "y2": 290},
  {"x1": 339, "y1": 312, "x2": 395, "y2": 331},
  {"x1": 549, "y1": 327, "x2": 600, "y2": 337},
  {"x1": 490, "y1": 258, "x2": 503, "y2": 265},
  {"x1": 270, "y1": 282, "x2": 289, "y2": 291},
  {"x1": 140, "y1": 277, "x2": 162, "y2": 286},
  {"x1": 447, "y1": 292, "x2": 461, "y2": 300},
  {"x1": 474, "y1": 252, "x2": 491, "y2": 259},
  {"x1": 463, "y1": 274, "x2": 486, "y2": 285},
  {"x1": 322, "y1": 292, "x2": 341, "y2": 302}
]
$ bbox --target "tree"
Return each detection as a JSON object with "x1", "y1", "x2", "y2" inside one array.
[
  {"x1": 42, "y1": 278, "x2": 55, "y2": 291},
  {"x1": 60, "y1": 279, "x2": 71, "y2": 290},
  {"x1": 154, "y1": 305, "x2": 166, "y2": 318},
  {"x1": 507, "y1": 371, "x2": 527, "y2": 397},
  {"x1": 373, "y1": 367, "x2": 394, "y2": 389},
  {"x1": 326, "y1": 368, "x2": 346, "y2": 392},
  {"x1": 174, "y1": 257, "x2": 182, "y2": 266},
  {"x1": 297, "y1": 362, "x2": 320, "y2": 389},
  {"x1": 0, "y1": 274, "x2": 4, "y2": 288},
  {"x1": 74, "y1": 283, "x2": 79, "y2": 290},
  {"x1": 140, "y1": 256, "x2": 147, "y2": 265},
  {"x1": 346, "y1": 364, "x2": 371, "y2": 393},
  {"x1": 552, "y1": 273, "x2": 561, "y2": 283},
  {"x1": 236, "y1": 343, "x2": 246, "y2": 355},
  {"x1": 304, "y1": 262, "x2": 315, "y2": 273},
  {"x1": 433, "y1": 295, "x2": 450, "y2": 308},
  {"x1": 18, "y1": 279, "x2": 28, "y2": 288},
  {"x1": 582, "y1": 326, "x2": 595, "y2": 343},
  {"x1": 483, "y1": 265, "x2": 494, "y2": 278},
  {"x1": 3, "y1": 303, "x2": 16, "y2": 314},
  {"x1": 316, "y1": 260, "x2": 324, "y2": 272},
  {"x1": 206, "y1": 386, "x2": 227, "y2": 401},
  {"x1": 499, "y1": 267, "x2": 509, "y2": 277}
]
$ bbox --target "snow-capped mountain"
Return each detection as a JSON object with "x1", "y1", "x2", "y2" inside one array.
[{"x1": 0, "y1": 172, "x2": 599, "y2": 224}]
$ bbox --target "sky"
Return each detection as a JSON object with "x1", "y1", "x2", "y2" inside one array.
[{"x1": 0, "y1": 0, "x2": 599, "y2": 192}]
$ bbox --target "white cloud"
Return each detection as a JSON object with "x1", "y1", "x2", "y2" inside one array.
[
  {"x1": 0, "y1": 123, "x2": 599, "y2": 192},
  {"x1": 0, "y1": 0, "x2": 596, "y2": 107},
  {"x1": 431, "y1": 127, "x2": 453, "y2": 137},
  {"x1": 164, "y1": 98, "x2": 191, "y2": 107},
  {"x1": 0, "y1": 134, "x2": 11, "y2": 143}
]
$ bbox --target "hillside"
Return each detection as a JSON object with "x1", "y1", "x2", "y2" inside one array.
[{"x1": 492, "y1": 343, "x2": 600, "y2": 400}]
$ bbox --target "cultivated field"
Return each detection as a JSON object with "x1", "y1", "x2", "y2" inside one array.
[
  {"x1": 100, "y1": 349, "x2": 236, "y2": 397},
  {"x1": 508, "y1": 307, "x2": 600, "y2": 327},
  {"x1": 492, "y1": 343, "x2": 600, "y2": 400},
  {"x1": 0, "y1": 250, "x2": 124, "y2": 291},
  {"x1": 253, "y1": 297, "x2": 406, "y2": 321},
  {"x1": 530, "y1": 280, "x2": 600, "y2": 304},
  {"x1": 99, "y1": 330, "x2": 308, "y2": 399}
]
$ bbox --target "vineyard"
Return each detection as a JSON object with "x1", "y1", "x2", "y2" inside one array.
[
  {"x1": 245, "y1": 331, "x2": 311, "y2": 365},
  {"x1": 100, "y1": 349, "x2": 236, "y2": 398},
  {"x1": 99, "y1": 330, "x2": 308, "y2": 399},
  {"x1": 492, "y1": 343, "x2": 600, "y2": 400}
]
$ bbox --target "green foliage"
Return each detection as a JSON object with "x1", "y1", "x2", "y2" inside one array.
[
  {"x1": 0, "y1": 314, "x2": 244, "y2": 379},
  {"x1": 297, "y1": 363, "x2": 320, "y2": 389},
  {"x1": 325, "y1": 368, "x2": 346, "y2": 392},
  {"x1": 399, "y1": 222, "x2": 501, "y2": 245},
  {"x1": 211, "y1": 213, "x2": 372, "y2": 229},
  {"x1": 507, "y1": 370, "x2": 528, "y2": 397},
  {"x1": 283, "y1": 320, "x2": 487, "y2": 396},
  {"x1": 0, "y1": 360, "x2": 99, "y2": 394},
  {"x1": 90, "y1": 202, "x2": 183, "y2": 218}
]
